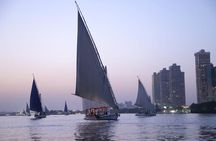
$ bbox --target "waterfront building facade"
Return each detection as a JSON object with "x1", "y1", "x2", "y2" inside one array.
[
  {"x1": 159, "y1": 68, "x2": 170, "y2": 105},
  {"x1": 195, "y1": 49, "x2": 214, "y2": 103},
  {"x1": 152, "y1": 64, "x2": 186, "y2": 106},
  {"x1": 169, "y1": 64, "x2": 186, "y2": 106},
  {"x1": 152, "y1": 72, "x2": 160, "y2": 104}
]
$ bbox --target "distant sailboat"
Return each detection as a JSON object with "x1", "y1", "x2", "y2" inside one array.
[
  {"x1": 74, "y1": 2, "x2": 119, "y2": 120},
  {"x1": 44, "y1": 106, "x2": 49, "y2": 115},
  {"x1": 64, "y1": 101, "x2": 69, "y2": 115},
  {"x1": 25, "y1": 103, "x2": 30, "y2": 116},
  {"x1": 135, "y1": 78, "x2": 156, "y2": 116},
  {"x1": 30, "y1": 76, "x2": 46, "y2": 119}
]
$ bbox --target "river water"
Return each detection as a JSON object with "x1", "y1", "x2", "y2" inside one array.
[{"x1": 0, "y1": 114, "x2": 216, "y2": 141}]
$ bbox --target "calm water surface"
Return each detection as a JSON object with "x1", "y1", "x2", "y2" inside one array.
[{"x1": 0, "y1": 114, "x2": 216, "y2": 141}]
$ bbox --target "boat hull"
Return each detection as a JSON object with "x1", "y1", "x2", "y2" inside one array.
[
  {"x1": 34, "y1": 112, "x2": 46, "y2": 119},
  {"x1": 85, "y1": 113, "x2": 119, "y2": 120}
]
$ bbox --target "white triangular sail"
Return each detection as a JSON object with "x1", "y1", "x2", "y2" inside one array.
[
  {"x1": 75, "y1": 3, "x2": 118, "y2": 109},
  {"x1": 135, "y1": 79, "x2": 155, "y2": 112}
]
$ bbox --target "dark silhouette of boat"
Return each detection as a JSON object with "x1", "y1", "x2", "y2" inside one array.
[
  {"x1": 135, "y1": 78, "x2": 156, "y2": 116},
  {"x1": 30, "y1": 76, "x2": 46, "y2": 119},
  {"x1": 25, "y1": 103, "x2": 30, "y2": 116},
  {"x1": 64, "y1": 101, "x2": 69, "y2": 115},
  {"x1": 74, "y1": 2, "x2": 119, "y2": 120}
]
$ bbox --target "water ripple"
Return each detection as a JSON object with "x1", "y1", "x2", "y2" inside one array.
[{"x1": 1, "y1": 114, "x2": 216, "y2": 141}]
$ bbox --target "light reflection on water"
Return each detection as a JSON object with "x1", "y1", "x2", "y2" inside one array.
[
  {"x1": 0, "y1": 114, "x2": 216, "y2": 141},
  {"x1": 74, "y1": 120, "x2": 115, "y2": 141}
]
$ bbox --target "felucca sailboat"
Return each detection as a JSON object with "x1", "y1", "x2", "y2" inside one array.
[
  {"x1": 64, "y1": 101, "x2": 69, "y2": 115},
  {"x1": 25, "y1": 103, "x2": 30, "y2": 116},
  {"x1": 135, "y1": 78, "x2": 156, "y2": 116},
  {"x1": 74, "y1": 2, "x2": 119, "y2": 120},
  {"x1": 30, "y1": 76, "x2": 46, "y2": 119}
]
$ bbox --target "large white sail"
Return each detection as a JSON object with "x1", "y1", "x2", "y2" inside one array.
[
  {"x1": 135, "y1": 79, "x2": 154, "y2": 112},
  {"x1": 75, "y1": 3, "x2": 118, "y2": 109}
]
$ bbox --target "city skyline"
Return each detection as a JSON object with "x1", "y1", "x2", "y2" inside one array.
[{"x1": 0, "y1": 0, "x2": 216, "y2": 111}]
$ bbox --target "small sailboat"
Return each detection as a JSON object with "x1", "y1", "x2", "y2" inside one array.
[
  {"x1": 64, "y1": 101, "x2": 69, "y2": 115},
  {"x1": 135, "y1": 78, "x2": 156, "y2": 116},
  {"x1": 44, "y1": 106, "x2": 49, "y2": 115},
  {"x1": 30, "y1": 76, "x2": 46, "y2": 119},
  {"x1": 25, "y1": 103, "x2": 30, "y2": 116},
  {"x1": 74, "y1": 2, "x2": 119, "y2": 120}
]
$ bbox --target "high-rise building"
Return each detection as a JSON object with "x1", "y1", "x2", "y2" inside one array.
[
  {"x1": 211, "y1": 66, "x2": 216, "y2": 101},
  {"x1": 169, "y1": 64, "x2": 185, "y2": 106},
  {"x1": 194, "y1": 49, "x2": 214, "y2": 103},
  {"x1": 211, "y1": 65, "x2": 216, "y2": 87},
  {"x1": 159, "y1": 68, "x2": 170, "y2": 105},
  {"x1": 152, "y1": 64, "x2": 186, "y2": 106},
  {"x1": 152, "y1": 72, "x2": 160, "y2": 104}
]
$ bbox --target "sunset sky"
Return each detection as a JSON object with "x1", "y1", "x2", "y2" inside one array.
[{"x1": 0, "y1": 0, "x2": 216, "y2": 112}]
